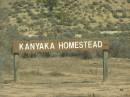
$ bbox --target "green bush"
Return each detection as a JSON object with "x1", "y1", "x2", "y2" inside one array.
[
  {"x1": 80, "y1": 51, "x2": 93, "y2": 59},
  {"x1": 127, "y1": 0, "x2": 130, "y2": 3},
  {"x1": 109, "y1": 33, "x2": 130, "y2": 58}
]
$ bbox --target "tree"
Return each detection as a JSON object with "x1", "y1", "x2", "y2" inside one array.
[{"x1": 47, "y1": 0, "x2": 58, "y2": 12}]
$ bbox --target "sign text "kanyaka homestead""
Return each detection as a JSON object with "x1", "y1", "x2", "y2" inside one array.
[{"x1": 12, "y1": 39, "x2": 109, "y2": 54}]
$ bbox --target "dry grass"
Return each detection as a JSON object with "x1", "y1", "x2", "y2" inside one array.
[{"x1": 0, "y1": 57, "x2": 130, "y2": 97}]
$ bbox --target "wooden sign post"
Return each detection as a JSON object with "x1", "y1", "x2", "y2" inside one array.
[
  {"x1": 103, "y1": 50, "x2": 108, "y2": 81},
  {"x1": 12, "y1": 39, "x2": 109, "y2": 82},
  {"x1": 13, "y1": 54, "x2": 17, "y2": 82}
]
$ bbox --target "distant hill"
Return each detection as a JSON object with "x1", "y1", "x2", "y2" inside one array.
[
  {"x1": 0, "y1": 0, "x2": 130, "y2": 37},
  {"x1": 0, "y1": 0, "x2": 130, "y2": 66},
  {"x1": 0, "y1": 0, "x2": 16, "y2": 8}
]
